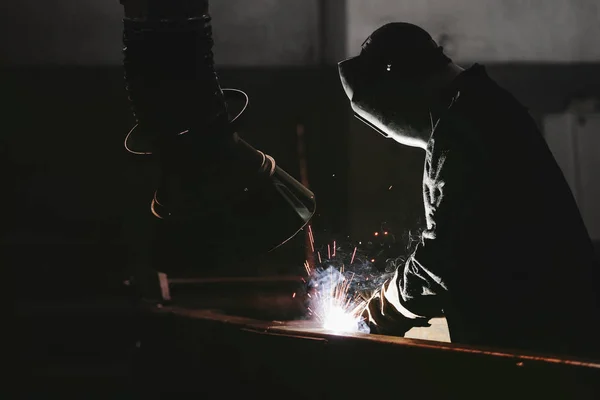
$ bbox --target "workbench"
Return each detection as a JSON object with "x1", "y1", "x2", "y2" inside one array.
[{"x1": 130, "y1": 277, "x2": 600, "y2": 399}]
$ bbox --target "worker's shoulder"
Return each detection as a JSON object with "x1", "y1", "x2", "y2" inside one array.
[
  {"x1": 429, "y1": 89, "x2": 534, "y2": 183},
  {"x1": 456, "y1": 67, "x2": 517, "y2": 108},
  {"x1": 446, "y1": 70, "x2": 540, "y2": 149},
  {"x1": 462, "y1": 66, "x2": 532, "y2": 123}
]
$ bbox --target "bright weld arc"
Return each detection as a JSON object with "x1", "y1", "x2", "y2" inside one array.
[{"x1": 303, "y1": 239, "x2": 369, "y2": 334}]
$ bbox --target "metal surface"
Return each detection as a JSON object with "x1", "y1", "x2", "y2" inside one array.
[
  {"x1": 154, "y1": 306, "x2": 600, "y2": 369},
  {"x1": 133, "y1": 277, "x2": 600, "y2": 398},
  {"x1": 136, "y1": 305, "x2": 600, "y2": 398}
]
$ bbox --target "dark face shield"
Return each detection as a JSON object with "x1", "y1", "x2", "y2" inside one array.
[
  {"x1": 339, "y1": 56, "x2": 391, "y2": 138},
  {"x1": 338, "y1": 55, "x2": 424, "y2": 140}
]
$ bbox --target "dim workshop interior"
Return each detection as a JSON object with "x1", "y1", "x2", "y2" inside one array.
[{"x1": 4, "y1": 0, "x2": 600, "y2": 398}]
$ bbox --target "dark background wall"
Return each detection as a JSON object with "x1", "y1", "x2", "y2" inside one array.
[
  {"x1": 0, "y1": 0, "x2": 321, "y2": 66},
  {"x1": 346, "y1": 0, "x2": 600, "y2": 63}
]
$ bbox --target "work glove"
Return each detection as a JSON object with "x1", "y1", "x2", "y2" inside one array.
[{"x1": 362, "y1": 279, "x2": 430, "y2": 336}]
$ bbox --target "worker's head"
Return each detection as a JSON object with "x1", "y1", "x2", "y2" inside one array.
[{"x1": 338, "y1": 23, "x2": 460, "y2": 149}]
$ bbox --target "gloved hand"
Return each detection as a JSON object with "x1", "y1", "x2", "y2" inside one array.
[{"x1": 362, "y1": 279, "x2": 430, "y2": 336}]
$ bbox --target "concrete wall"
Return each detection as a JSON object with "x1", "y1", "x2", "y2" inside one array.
[
  {"x1": 346, "y1": 0, "x2": 600, "y2": 62},
  {"x1": 0, "y1": 0, "x2": 320, "y2": 66},
  {"x1": 3, "y1": 1, "x2": 600, "y2": 65},
  {"x1": 211, "y1": 0, "x2": 320, "y2": 66},
  {"x1": 0, "y1": 0, "x2": 123, "y2": 66},
  {"x1": 320, "y1": 0, "x2": 348, "y2": 65}
]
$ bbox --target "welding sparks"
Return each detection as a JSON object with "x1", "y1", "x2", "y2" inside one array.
[
  {"x1": 323, "y1": 305, "x2": 360, "y2": 332},
  {"x1": 303, "y1": 239, "x2": 369, "y2": 334},
  {"x1": 308, "y1": 269, "x2": 368, "y2": 334},
  {"x1": 304, "y1": 260, "x2": 311, "y2": 275},
  {"x1": 308, "y1": 225, "x2": 315, "y2": 252}
]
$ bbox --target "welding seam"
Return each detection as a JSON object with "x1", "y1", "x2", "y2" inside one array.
[{"x1": 240, "y1": 328, "x2": 329, "y2": 343}]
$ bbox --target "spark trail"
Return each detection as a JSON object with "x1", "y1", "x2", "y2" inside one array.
[{"x1": 302, "y1": 227, "x2": 370, "y2": 334}]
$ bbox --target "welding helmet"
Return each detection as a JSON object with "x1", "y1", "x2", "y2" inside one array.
[{"x1": 338, "y1": 23, "x2": 451, "y2": 138}]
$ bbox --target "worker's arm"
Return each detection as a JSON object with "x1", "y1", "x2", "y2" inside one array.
[
  {"x1": 363, "y1": 240, "x2": 455, "y2": 335},
  {"x1": 363, "y1": 139, "x2": 473, "y2": 335}
]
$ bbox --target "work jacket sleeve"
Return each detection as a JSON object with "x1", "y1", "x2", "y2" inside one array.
[{"x1": 364, "y1": 138, "x2": 473, "y2": 335}]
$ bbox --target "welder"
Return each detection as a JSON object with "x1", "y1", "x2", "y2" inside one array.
[{"x1": 338, "y1": 23, "x2": 600, "y2": 358}]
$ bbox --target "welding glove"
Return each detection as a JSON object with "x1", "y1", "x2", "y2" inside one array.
[{"x1": 362, "y1": 277, "x2": 431, "y2": 336}]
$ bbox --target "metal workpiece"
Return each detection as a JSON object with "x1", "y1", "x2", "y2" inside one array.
[
  {"x1": 128, "y1": 276, "x2": 600, "y2": 398},
  {"x1": 135, "y1": 304, "x2": 600, "y2": 399}
]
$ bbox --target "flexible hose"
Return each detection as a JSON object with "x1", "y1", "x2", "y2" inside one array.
[{"x1": 123, "y1": 15, "x2": 228, "y2": 142}]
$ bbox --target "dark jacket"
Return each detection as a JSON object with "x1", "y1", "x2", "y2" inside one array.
[{"x1": 365, "y1": 64, "x2": 600, "y2": 359}]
